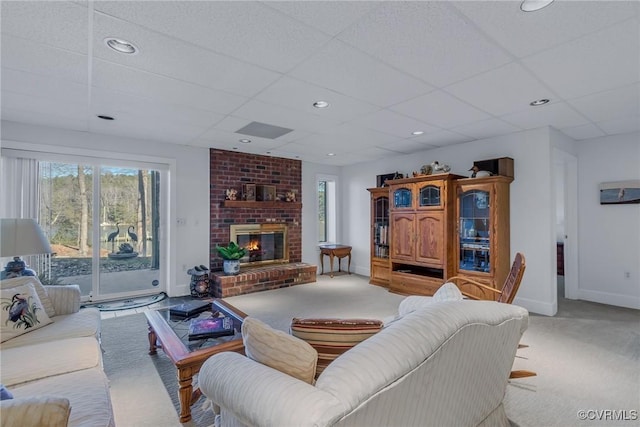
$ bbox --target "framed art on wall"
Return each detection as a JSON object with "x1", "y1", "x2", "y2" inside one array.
[{"x1": 599, "y1": 180, "x2": 640, "y2": 204}]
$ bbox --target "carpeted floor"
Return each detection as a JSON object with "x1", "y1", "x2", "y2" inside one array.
[{"x1": 101, "y1": 274, "x2": 640, "y2": 427}]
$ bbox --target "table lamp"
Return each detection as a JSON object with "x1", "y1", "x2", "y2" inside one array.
[{"x1": 1, "y1": 218, "x2": 52, "y2": 278}]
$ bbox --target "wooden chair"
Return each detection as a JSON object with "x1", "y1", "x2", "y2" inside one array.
[
  {"x1": 446, "y1": 253, "x2": 535, "y2": 379},
  {"x1": 447, "y1": 252, "x2": 526, "y2": 304}
]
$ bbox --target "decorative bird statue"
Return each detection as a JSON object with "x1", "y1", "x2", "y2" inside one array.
[
  {"x1": 107, "y1": 223, "x2": 120, "y2": 253},
  {"x1": 127, "y1": 226, "x2": 138, "y2": 244}
]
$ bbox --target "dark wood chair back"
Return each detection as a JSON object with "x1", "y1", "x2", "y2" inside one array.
[{"x1": 497, "y1": 252, "x2": 526, "y2": 304}]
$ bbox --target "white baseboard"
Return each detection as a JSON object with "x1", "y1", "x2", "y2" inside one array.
[
  {"x1": 512, "y1": 296, "x2": 557, "y2": 316},
  {"x1": 577, "y1": 289, "x2": 640, "y2": 310}
]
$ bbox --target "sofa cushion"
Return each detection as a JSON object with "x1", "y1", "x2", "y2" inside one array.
[
  {"x1": 1, "y1": 276, "x2": 56, "y2": 318},
  {"x1": 9, "y1": 367, "x2": 114, "y2": 427},
  {"x1": 434, "y1": 282, "x2": 464, "y2": 302},
  {"x1": 290, "y1": 318, "x2": 383, "y2": 376},
  {"x1": 0, "y1": 337, "x2": 101, "y2": 387},
  {"x1": 242, "y1": 317, "x2": 317, "y2": 384},
  {"x1": 0, "y1": 307, "x2": 100, "y2": 349},
  {"x1": 1, "y1": 283, "x2": 53, "y2": 343}
]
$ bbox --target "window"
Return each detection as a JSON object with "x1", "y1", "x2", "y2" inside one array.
[{"x1": 317, "y1": 175, "x2": 337, "y2": 243}]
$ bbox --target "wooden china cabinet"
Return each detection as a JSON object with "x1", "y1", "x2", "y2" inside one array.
[
  {"x1": 386, "y1": 174, "x2": 462, "y2": 296},
  {"x1": 378, "y1": 173, "x2": 512, "y2": 298},
  {"x1": 454, "y1": 175, "x2": 513, "y2": 299},
  {"x1": 367, "y1": 187, "x2": 390, "y2": 287}
]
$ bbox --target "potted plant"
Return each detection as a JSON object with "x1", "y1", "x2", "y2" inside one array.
[{"x1": 216, "y1": 241, "x2": 247, "y2": 275}]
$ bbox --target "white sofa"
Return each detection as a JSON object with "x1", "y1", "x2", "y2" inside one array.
[
  {"x1": 199, "y1": 299, "x2": 528, "y2": 427},
  {"x1": 0, "y1": 277, "x2": 114, "y2": 427}
]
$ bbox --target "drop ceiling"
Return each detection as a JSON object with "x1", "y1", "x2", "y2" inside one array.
[{"x1": 1, "y1": 1, "x2": 638, "y2": 166}]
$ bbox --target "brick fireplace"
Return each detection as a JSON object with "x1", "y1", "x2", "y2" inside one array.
[{"x1": 209, "y1": 149, "x2": 315, "y2": 297}]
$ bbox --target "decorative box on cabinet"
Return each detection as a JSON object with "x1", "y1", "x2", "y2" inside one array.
[
  {"x1": 368, "y1": 187, "x2": 390, "y2": 287},
  {"x1": 454, "y1": 175, "x2": 513, "y2": 299},
  {"x1": 386, "y1": 174, "x2": 463, "y2": 296}
]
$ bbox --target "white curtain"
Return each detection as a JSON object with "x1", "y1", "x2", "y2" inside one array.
[{"x1": 0, "y1": 155, "x2": 46, "y2": 275}]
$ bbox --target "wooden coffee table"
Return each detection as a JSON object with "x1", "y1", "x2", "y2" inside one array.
[{"x1": 145, "y1": 299, "x2": 247, "y2": 422}]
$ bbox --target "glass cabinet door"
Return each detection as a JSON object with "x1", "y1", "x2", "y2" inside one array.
[
  {"x1": 419, "y1": 184, "x2": 441, "y2": 208},
  {"x1": 459, "y1": 189, "x2": 491, "y2": 273},
  {"x1": 393, "y1": 187, "x2": 412, "y2": 208},
  {"x1": 373, "y1": 196, "x2": 389, "y2": 259}
]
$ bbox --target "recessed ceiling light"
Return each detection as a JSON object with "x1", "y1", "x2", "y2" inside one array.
[
  {"x1": 313, "y1": 101, "x2": 330, "y2": 108},
  {"x1": 97, "y1": 115, "x2": 114, "y2": 120},
  {"x1": 520, "y1": 0, "x2": 554, "y2": 12},
  {"x1": 327, "y1": 153, "x2": 336, "y2": 156},
  {"x1": 104, "y1": 37, "x2": 138, "y2": 55},
  {"x1": 239, "y1": 139, "x2": 251, "y2": 143},
  {"x1": 412, "y1": 131, "x2": 424, "y2": 136},
  {"x1": 529, "y1": 99, "x2": 550, "y2": 106}
]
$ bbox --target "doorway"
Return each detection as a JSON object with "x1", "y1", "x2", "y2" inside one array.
[{"x1": 554, "y1": 149, "x2": 578, "y2": 301}]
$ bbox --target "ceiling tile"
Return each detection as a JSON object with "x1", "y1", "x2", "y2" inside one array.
[
  {"x1": 92, "y1": 13, "x2": 281, "y2": 98},
  {"x1": 92, "y1": 59, "x2": 248, "y2": 115},
  {"x1": 94, "y1": 1, "x2": 330, "y2": 73},
  {"x1": 410, "y1": 130, "x2": 474, "y2": 147},
  {"x1": 91, "y1": 87, "x2": 225, "y2": 129},
  {"x1": 230, "y1": 99, "x2": 342, "y2": 134},
  {"x1": 522, "y1": 19, "x2": 640, "y2": 100},
  {"x1": 376, "y1": 139, "x2": 438, "y2": 154},
  {"x1": 445, "y1": 62, "x2": 553, "y2": 116},
  {"x1": 2, "y1": 68, "x2": 87, "y2": 102},
  {"x1": 1, "y1": 1, "x2": 88, "y2": 54},
  {"x1": 1, "y1": 35, "x2": 88, "y2": 84},
  {"x1": 451, "y1": 118, "x2": 522, "y2": 140},
  {"x1": 452, "y1": 1, "x2": 639, "y2": 58},
  {"x1": 255, "y1": 77, "x2": 379, "y2": 122},
  {"x1": 501, "y1": 102, "x2": 590, "y2": 130},
  {"x1": 559, "y1": 123, "x2": 606, "y2": 141},
  {"x1": 265, "y1": 1, "x2": 381, "y2": 36},
  {"x1": 337, "y1": 2, "x2": 512, "y2": 86},
  {"x1": 290, "y1": 39, "x2": 434, "y2": 107},
  {"x1": 596, "y1": 115, "x2": 640, "y2": 136},
  {"x1": 568, "y1": 83, "x2": 640, "y2": 124},
  {"x1": 1, "y1": 109, "x2": 88, "y2": 132},
  {"x1": 2, "y1": 91, "x2": 86, "y2": 120},
  {"x1": 350, "y1": 109, "x2": 440, "y2": 138},
  {"x1": 391, "y1": 90, "x2": 492, "y2": 129}
]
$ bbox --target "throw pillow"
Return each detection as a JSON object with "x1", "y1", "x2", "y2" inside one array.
[
  {"x1": 290, "y1": 318, "x2": 383, "y2": 377},
  {"x1": 0, "y1": 276, "x2": 56, "y2": 318},
  {"x1": 0, "y1": 384, "x2": 12, "y2": 400},
  {"x1": 241, "y1": 317, "x2": 317, "y2": 384},
  {"x1": 1, "y1": 283, "x2": 53, "y2": 343},
  {"x1": 433, "y1": 282, "x2": 463, "y2": 302}
]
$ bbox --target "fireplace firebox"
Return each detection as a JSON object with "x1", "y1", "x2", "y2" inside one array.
[{"x1": 230, "y1": 224, "x2": 288, "y2": 267}]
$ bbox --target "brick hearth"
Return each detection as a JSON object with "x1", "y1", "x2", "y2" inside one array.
[
  {"x1": 209, "y1": 149, "x2": 313, "y2": 297},
  {"x1": 211, "y1": 263, "x2": 316, "y2": 297}
]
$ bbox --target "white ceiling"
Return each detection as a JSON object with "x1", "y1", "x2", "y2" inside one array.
[{"x1": 1, "y1": 1, "x2": 638, "y2": 166}]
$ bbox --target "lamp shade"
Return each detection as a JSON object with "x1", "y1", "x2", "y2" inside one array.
[{"x1": 0, "y1": 218, "x2": 52, "y2": 257}]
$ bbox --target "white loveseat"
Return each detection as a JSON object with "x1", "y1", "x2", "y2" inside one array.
[
  {"x1": 0, "y1": 276, "x2": 114, "y2": 427},
  {"x1": 199, "y1": 299, "x2": 528, "y2": 427}
]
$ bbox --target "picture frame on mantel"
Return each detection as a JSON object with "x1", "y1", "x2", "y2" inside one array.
[
  {"x1": 243, "y1": 183, "x2": 256, "y2": 201},
  {"x1": 256, "y1": 184, "x2": 276, "y2": 201}
]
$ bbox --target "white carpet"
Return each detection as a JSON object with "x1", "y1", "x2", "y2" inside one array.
[{"x1": 103, "y1": 274, "x2": 640, "y2": 427}]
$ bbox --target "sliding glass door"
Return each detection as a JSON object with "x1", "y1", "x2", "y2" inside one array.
[{"x1": 38, "y1": 160, "x2": 165, "y2": 302}]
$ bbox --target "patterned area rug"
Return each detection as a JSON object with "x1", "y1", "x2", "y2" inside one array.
[{"x1": 82, "y1": 292, "x2": 167, "y2": 311}]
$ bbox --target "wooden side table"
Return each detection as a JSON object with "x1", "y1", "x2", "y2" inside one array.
[{"x1": 319, "y1": 244, "x2": 352, "y2": 278}]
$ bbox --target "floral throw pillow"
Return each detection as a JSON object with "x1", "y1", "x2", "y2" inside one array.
[{"x1": 1, "y1": 283, "x2": 53, "y2": 343}]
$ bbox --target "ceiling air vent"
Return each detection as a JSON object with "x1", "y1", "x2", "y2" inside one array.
[{"x1": 235, "y1": 121, "x2": 293, "y2": 140}]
